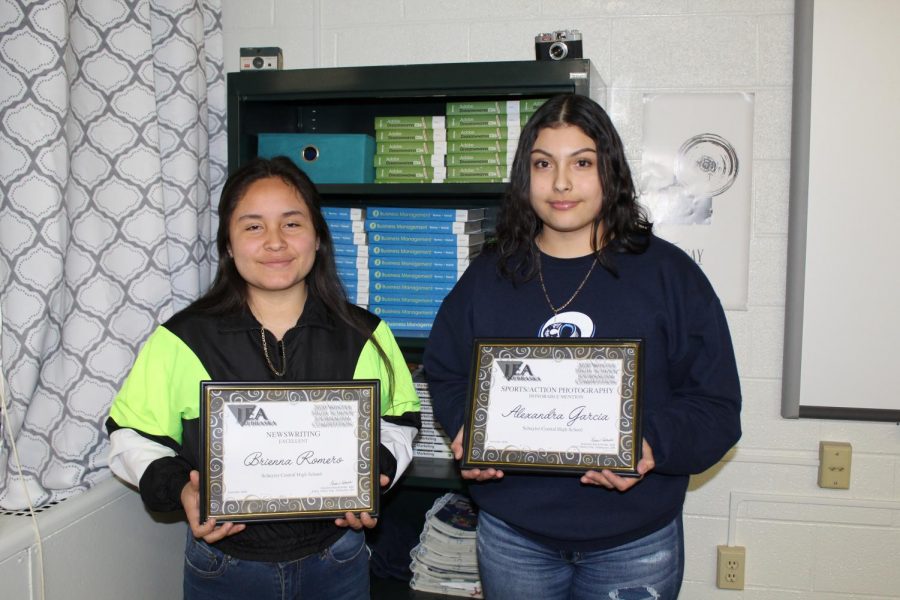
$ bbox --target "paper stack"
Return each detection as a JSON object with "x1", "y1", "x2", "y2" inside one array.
[
  {"x1": 411, "y1": 367, "x2": 453, "y2": 459},
  {"x1": 409, "y1": 492, "x2": 482, "y2": 598}
]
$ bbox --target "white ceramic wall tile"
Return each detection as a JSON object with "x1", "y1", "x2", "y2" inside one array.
[
  {"x1": 813, "y1": 526, "x2": 900, "y2": 596},
  {"x1": 743, "y1": 416, "x2": 823, "y2": 455},
  {"x1": 684, "y1": 464, "x2": 743, "y2": 518},
  {"x1": 277, "y1": 32, "x2": 319, "y2": 71},
  {"x1": 676, "y1": 581, "x2": 718, "y2": 599},
  {"x1": 610, "y1": 16, "x2": 757, "y2": 87},
  {"x1": 895, "y1": 462, "x2": 900, "y2": 511},
  {"x1": 742, "y1": 520, "x2": 816, "y2": 590},
  {"x1": 743, "y1": 592, "x2": 897, "y2": 600},
  {"x1": 747, "y1": 235, "x2": 787, "y2": 307},
  {"x1": 330, "y1": 23, "x2": 470, "y2": 67},
  {"x1": 752, "y1": 159, "x2": 790, "y2": 235},
  {"x1": 753, "y1": 88, "x2": 792, "y2": 159},
  {"x1": 274, "y1": 0, "x2": 317, "y2": 25},
  {"x1": 687, "y1": 0, "x2": 794, "y2": 14},
  {"x1": 541, "y1": 0, "x2": 689, "y2": 17},
  {"x1": 743, "y1": 498, "x2": 896, "y2": 527},
  {"x1": 818, "y1": 421, "x2": 900, "y2": 454},
  {"x1": 681, "y1": 514, "x2": 729, "y2": 582},
  {"x1": 724, "y1": 309, "x2": 752, "y2": 377},
  {"x1": 738, "y1": 378, "x2": 823, "y2": 451},
  {"x1": 404, "y1": 0, "x2": 542, "y2": 21},
  {"x1": 221, "y1": 0, "x2": 274, "y2": 30},
  {"x1": 737, "y1": 377, "x2": 782, "y2": 421},
  {"x1": 759, "y1": 13, "x2": 794, "y2": 86},
  {"x1": 721, "y1": 459, "x2": 820, "y2": 499},
  {"x1": 840, "y1": 454, "x2": 898, "y2": 500},
  {"x1": 468, "y1": 20, "x2": 567, "y2": 63},
  {"x1": 319, "y1": 0, "x2": 403, "y2": 28},
  {"x1": 746, "y1": 306, "x2": 785, "y2": 379}
]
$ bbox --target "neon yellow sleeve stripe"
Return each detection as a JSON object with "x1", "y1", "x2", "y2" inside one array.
[
  {"x1": 353, "y1": 321, "x2": 420, "y2": 417},
  {"x1": 108, "y1": 326, "x2": 210, "y2": 445}
]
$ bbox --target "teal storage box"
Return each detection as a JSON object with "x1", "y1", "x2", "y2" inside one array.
[{"x1": 257, "y1": 133, "x2": 375, "y2": 184}]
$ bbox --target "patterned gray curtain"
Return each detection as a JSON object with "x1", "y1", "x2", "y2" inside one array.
[{"x1": 0, "y1": 0, "x2": 226, "y2": 510}]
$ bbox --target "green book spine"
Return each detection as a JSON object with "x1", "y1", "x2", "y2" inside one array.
[
  {"x1": 375, "y1": 178, "x2": 445, "y2": 184},
  {"x1": 373, "y1": 154, "x2": 445, "y2": 167},
  {"x1": 447, "y1": 113, "x2": 531, "y2": 128},
  {"x1": 445, "y1": 176, "x2": 508, "y2": 183},
  {"x1": 445, "y1": 98, "x2": 548, "y2": 115},
  {"x1": 447, "y1": 126, "x2": 517, "y2": 141},
  {"x1": 521, "y1": 98, "x2": 548, "y2": 112},
  {"x1": 375, "y1": 141, "x2": 447, "y2": 155},
  {"x1": 445, "y1": 152, "x2": 511, "y2": 167},
  {"x1": 447, "y1": 165, "x2": 508, "y2": 179},
  {"x1": 446, "y1": 100, "x2": 513, "y2": 115},
  {"x1": 447, "y1": 139, "x2": 519, "y2": 154},
  {"x1": 375, "y1": 166, "x2": 447, "y2": 180},
  {"x1": 374, "y1": 115, "x2": 446, "y2": 130},
  {"x1": 375, "y1": 129, "x2": 446, "y2": 142}
]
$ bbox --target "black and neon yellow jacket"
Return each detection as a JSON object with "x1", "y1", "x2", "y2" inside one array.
[{"x1": 106, "y1": 295, "x2": 420, "y2": 561}]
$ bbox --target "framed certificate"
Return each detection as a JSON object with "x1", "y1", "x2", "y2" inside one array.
[
  {"x1": 199, "y1": 380, "x2": 380, "y2": 523},
  {"x1": 461, "y1": 339, "x2": 642, "y2": 475}
]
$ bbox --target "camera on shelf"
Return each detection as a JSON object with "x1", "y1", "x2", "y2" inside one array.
[
  {"x1": 534, "y1": 30, "x2": 583, "y2": 61},
  {"x1": 240, "y1": 47, "x2": 283, "y2": 71}
]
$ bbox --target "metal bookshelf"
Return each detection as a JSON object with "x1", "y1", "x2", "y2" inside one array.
[{"x1": 227, "y1": 58, "x2": 603, "y2": 361}]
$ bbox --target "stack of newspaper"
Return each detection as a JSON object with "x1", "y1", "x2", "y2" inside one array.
[{"x1": 409, "y1": 492, "x2": 482, "y2": 598}]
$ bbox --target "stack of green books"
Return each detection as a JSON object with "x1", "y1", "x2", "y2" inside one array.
[
  {"x1": 373, "y1": 116, "x2": 447, "y2": 183},
  {"x1": 444, "y1": 99, "x2": 547, "y2": 183}
]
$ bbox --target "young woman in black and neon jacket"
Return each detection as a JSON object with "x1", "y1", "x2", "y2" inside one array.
[{"x1": 106, "y1": 157, "x2": 419, "y2": 600}]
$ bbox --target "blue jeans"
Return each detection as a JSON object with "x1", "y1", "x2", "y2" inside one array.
[
  {"x1": 182, "y1": 528, "x2": 370, "y2": 600},
  {"x1": 476, "y1": 511, "x2": 684, "y2": 600}
]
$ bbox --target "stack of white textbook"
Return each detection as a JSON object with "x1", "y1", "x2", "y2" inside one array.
[{"x1": 409, "y1": 492, "x2": 482, "y2": 598}]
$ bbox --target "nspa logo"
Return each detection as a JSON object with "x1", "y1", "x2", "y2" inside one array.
[
  {"x1": 496, "y1": 360, "x2": 541, "y2": 382},
  {"x1": 227, "y1": 404, "x2": 277, "y2": 427}
]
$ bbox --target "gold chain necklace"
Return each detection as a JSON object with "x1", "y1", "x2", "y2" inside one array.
[
  {"x1": 259, "y1": 327, "x2": 286, "y2": 377},
  {"x1": 537, "y1": 253, "x2": 598, "y2": 316}
]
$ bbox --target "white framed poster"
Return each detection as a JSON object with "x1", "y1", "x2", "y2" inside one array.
[{"x1": 640, "y1": 93, "x2": 754, "y2": 310}]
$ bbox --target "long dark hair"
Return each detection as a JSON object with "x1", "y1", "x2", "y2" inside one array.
[
  {"x1": 190, "y1": 156, "x2": 394, "y2": 390},
  {"x1": 495, "y1": 93, "x2": 651, "y2": 281}
]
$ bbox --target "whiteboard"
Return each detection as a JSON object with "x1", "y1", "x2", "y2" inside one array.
[{"x1": 783, "y1": 0, "x2": 900, "y2": 420}]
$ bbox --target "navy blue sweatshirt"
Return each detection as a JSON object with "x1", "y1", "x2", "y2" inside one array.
[{"x1": 423, "y1": 236, "x2": 741, "y2": 551}]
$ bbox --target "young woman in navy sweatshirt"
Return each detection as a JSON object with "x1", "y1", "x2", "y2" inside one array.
[{"x1": 424, "y1": 94, "x2": 741, "y2": 600}]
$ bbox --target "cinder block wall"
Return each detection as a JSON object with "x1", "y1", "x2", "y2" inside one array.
[{"x1": 222, "y1": 1, "x2": 900, "y2": 598}]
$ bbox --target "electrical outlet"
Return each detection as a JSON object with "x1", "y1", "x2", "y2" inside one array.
[
  {"x1": 716, "y1": 545, "x2": 745, "y2": 590},
  {"x1": 818, "y1": 441, "x2": 851, "y2": 489}
]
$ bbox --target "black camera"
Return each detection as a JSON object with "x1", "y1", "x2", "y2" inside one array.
[{"x1": 535, "y1": 30, "x2": 583, "y2": 61}]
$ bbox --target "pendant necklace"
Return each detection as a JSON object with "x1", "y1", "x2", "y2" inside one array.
[
  {"x1": 259, "y1": 326, "x2": 286, "y2": 377},
  {"x1": 537, "y1": 252, "x2": 598, "y2": 318}
]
